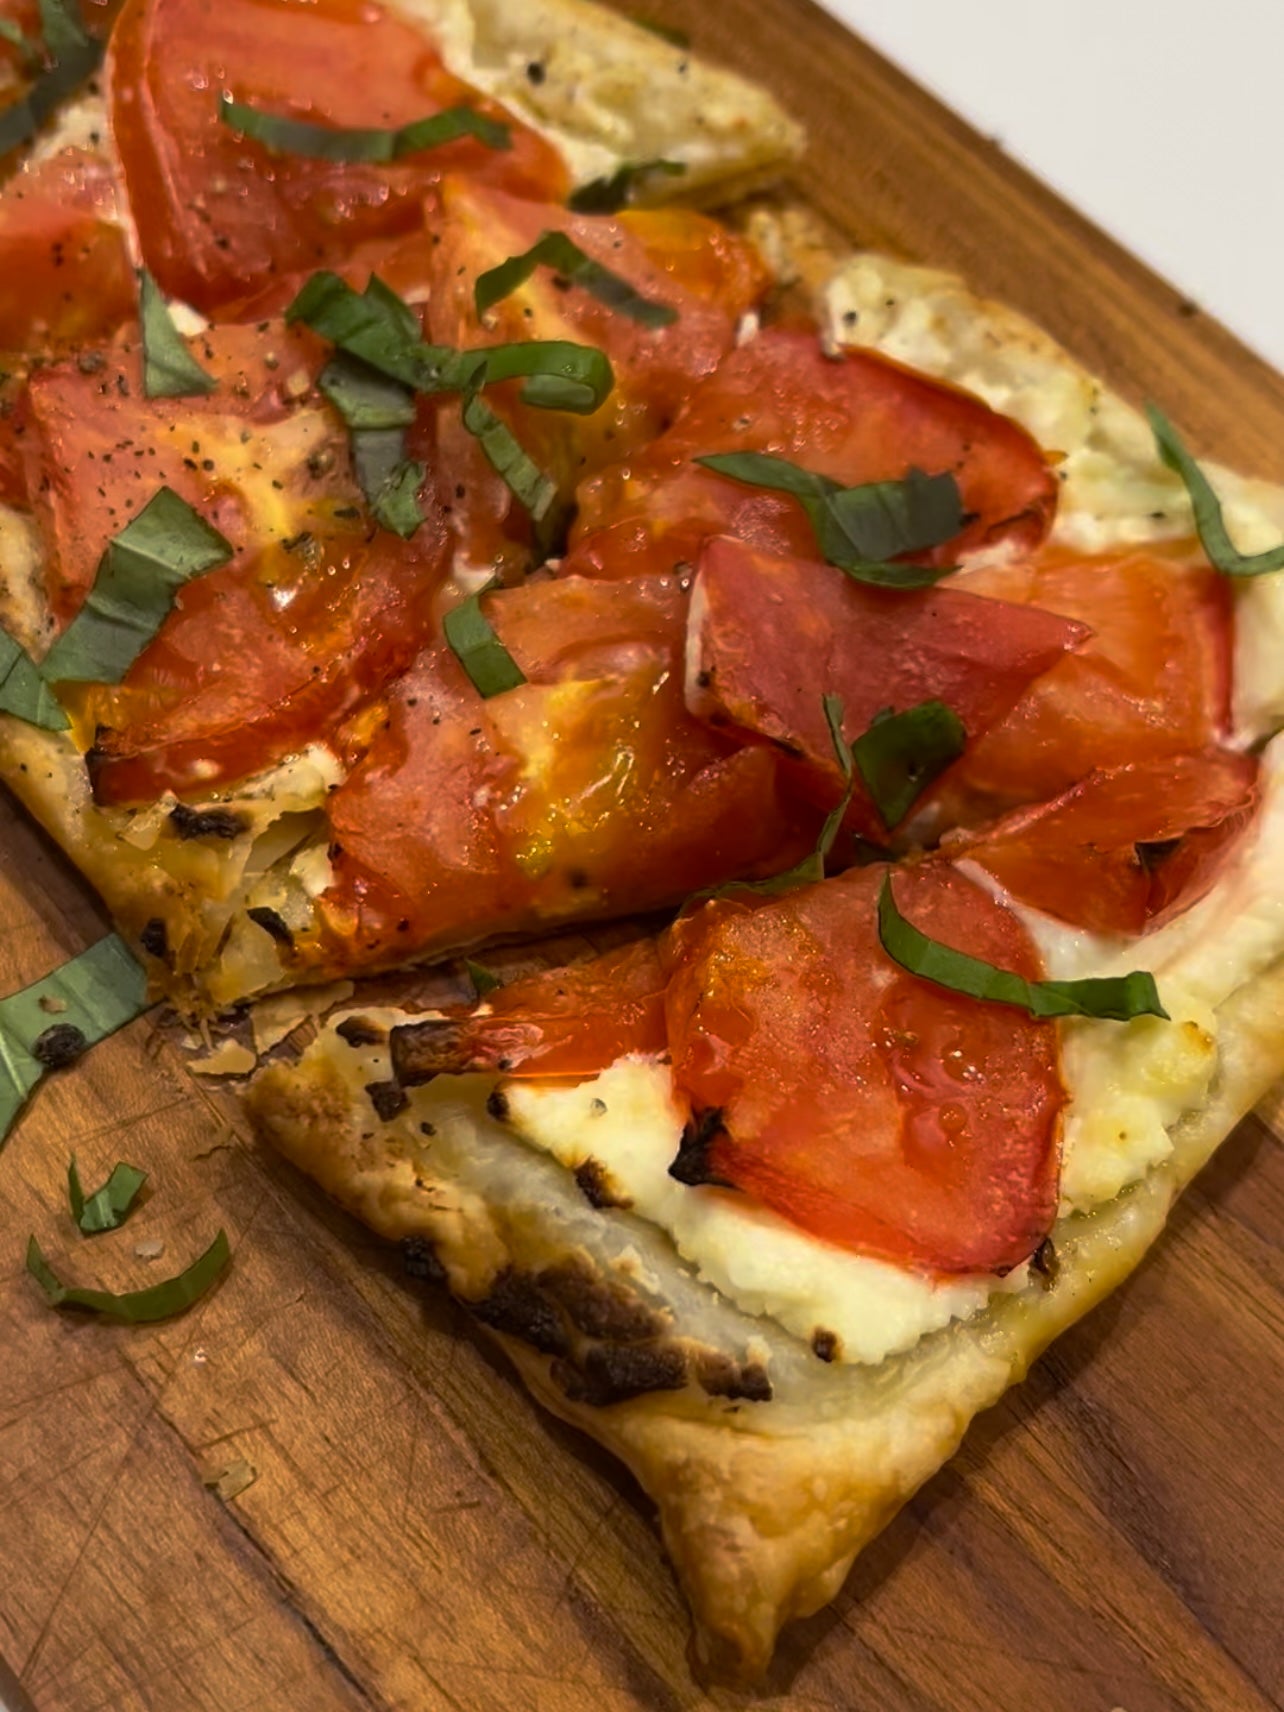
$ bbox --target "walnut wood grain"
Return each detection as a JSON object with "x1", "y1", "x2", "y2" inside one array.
[{"x1": 2, "y1": 4, "x2": 1282, "y2": 1711}]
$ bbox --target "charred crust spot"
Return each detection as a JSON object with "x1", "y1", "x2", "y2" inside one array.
[
  {"x1": 32, "y1": 1022, "x2": 88, "y2": 1069},
  {"x1": 470, "y1": 1267, "x2": 571, "y2": 1358},
  {"x1": 364, "y1": 1079, "x2": 408, "y2": 1122},
  {"x1": 573, "y1": 1157, "x2": 631, "y2": 1210},
  {"x1": 697, "y1": 1352, "x2": 773, "y2": 1403},
  {"x1": 390, "y1": 1017, "x2": 469, "y2": 1084},
  {"x1": 247, "y1": 906, "x2": 293, "y2": 948},
  {"x1": 1030, "y1": 1237, "x2": 1059, "y2": 1288},
  {"x1": 335, "y1": 1015, "x2": 387, "y2": 1049},
  {"x1": 485, "y1": 1086, "x2": 510, "y2": 1123},
  {"x1": 168, "y1": 803, "x2": 247, "y2": 841},
  {"x1": 811, "y1": 1328, "x2": 841, "y2": 1363},
  {"x1": 553, "y1": 1343, "x2": 688, "y2": 1407},
  {"x1": 139, "y1": 917, "x2": 169, "y2": 961},
  {"x1": 668, "y1": 1108, "x2": 735, "y2": 1189},
  {"x1": 401, "y1": 1235, "x2": 447, "y2": 1286},
  {"x1": 537, "y1": 1258, "x2": 664, "y2": 1343}
]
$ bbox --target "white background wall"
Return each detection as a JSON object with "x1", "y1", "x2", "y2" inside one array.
[{"x1": 818, "y1": 1, "x2": 1284, "y2": 374}]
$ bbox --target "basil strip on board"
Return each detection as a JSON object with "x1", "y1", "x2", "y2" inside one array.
[
  {"x1": 219, "y1": 95, "x2": 509, "y2": 162},
  {"x1": 1147, "y1": 403, "x2": 1284, "y2": 578},
  {"x1": 68, "y1": 1157, "x2": 147, "y2": 1234},
  {"x1": 0, "y1": 629, "x2": 67, "y2": 728},
  {"x1": 475, "y1": 231, "x2": 678, "y2": 329},
  {"x1": 443, "y1": 584, "x2": 527, "y2": 698},
  {"x1": 26, "y1": 1228, "x2": 230, "y2": 1322},
  {"x1": 0, "y1": 0, "x2": 101, "y2": 157},
  {"x1": 318, "y1": 354, "x2": 426, "y2": 538},
  {"x1": 696, "y1": 452, "x2": 963, "y2": 588},
  {"x1": 852, "y1": 700, "x2": 966, "y2": 829},
  {"x1": 41, "y1": 487, "x2": 233, "y2": 684},
  {"x1": 139, "y1": 269, "x2": 216, "y2": 399},
  {"x1": 567, "y1": 159, "x2": 686, "y2": 215},
  {"x1": 0, "y1": 935, "x2": 149, "y2": 1146},
  {"x1": 877, "y1": 875, "x2": 1168, "y2": 1021}
]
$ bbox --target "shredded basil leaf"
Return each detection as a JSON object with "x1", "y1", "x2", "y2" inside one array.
[
  {"x1": 0, "y1": 628, "x2": 68, "y2": 728},
  {"x1": 1147, "y1": 402, "x2": 1284, "y2": 578},
  {"x1": 42, "y1": 487, "x2": 233, "y2": 685},
  {"x1": 219, "y1": 95, "x2": 509, "y2": 162},
  {"x1": 852, "y1": 700, "x2": 966, "y2": 829},
  {"x1": 317, "y1": 353, "x2": 425, "y2": 536},
  {"x1": 877, "y1": 874, "x2": 1168, "y2": 1021},
  {"x1": 67, "y1": 1157, "x2": 147, "y2": 1234},
  {"x1": 0, "y1": 935, "x2": 148, "y2": 1146},
  {"x1": 0, "y1": 0, "x2": 101, "y2": 156},
  {"x1": 475, "y1": 230, "x2": 678, "y2": 329},
  {"x1": 138, "y1": 270, "x2": 216, "y2": 399},
  {"x1": 465, "y1": 959, "x2": 502, "y2": 996},
  {"x1": 696, "y1": 453, "x2": 961, "y2": 588},
  {"x1": 443, "y1": 584, "x2": 527, "y2": 699},
  {"x1": 317, "y1": 352, "x2": 417, "y2": 432},
  {"x1": 26, "y1": 1227, "x2": 230, "y2": 1322},
  {"x1": 0, "y1": 17, "x2": 38, "y2": 66},
  {"x1": 567, "y1": 159, "x2": 686, "y2": 215},
  {"x1": 460, "y1": 384, "x2": 557, "y2": 519}
]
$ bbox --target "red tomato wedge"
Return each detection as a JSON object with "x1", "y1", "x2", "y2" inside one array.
[
  {"x1": 938, "y1": 544, "x2": 1235, "y2": 822},
  {"x1": 79, "y1": 509, "x2": 449, "y2": 804},
  {"x1": 423, "y1": 177, "x2": 768, "y2": 574},
  {"x1": 14, "y1": 318, "x2": 378, "y2": 624},
  {"x1": 106, "y1": 0, "x2": 568, "y2": 316},
  {"x1": 686, "y1": 535, "x2": 1088, "y2": 830},
  {"x1": 389, "y1": 938, "x2": 669, "y2": 1084},
  {"x1": 0, "y1": 149, "x2": 134, "y2": 354},
  {"x1": 663, "y1": 863, "x2": 1064, "y2": 1275},
  {"x1": 314, "y1": 577, "x2": 810, "y2": 976},
  {"x1": 951, "y1": 751, "x2": 1259, "y2": 936},
  {"x1": 568, "y1": 327, "x2": 1058, "y2": 575}
]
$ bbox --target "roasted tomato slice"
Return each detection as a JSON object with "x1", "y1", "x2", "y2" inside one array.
[
  {"x1": 686, "y1": 535, "x2": 1087, "y2": 833},
  {"x1": 390, "y1": 938, "x2": 668, "y2": 1084},
  {"x1": 950, "y1": 751, "x2": 1259, "y2": 936},
  {"x1": 567, "y1": 326, "x2": 1058, "y2": 576},
  {"x1": 0, "y1": 149, "x2": 134, "y2": 354},
  {"x1": 663, "y1": 863, "x2": 1064, "y2": 1275},
  {"x1": 106, "y1": 0, "x2": 569, "y2": 316},
  {"x1": 15, "y1": 318, "x2": 387, "y2": 624},
  {"x1": 313, "y1": 577, "x2": 810, "y2": 976},
  {"x1": 423, "y1": 176, "x2": 768, "y2": 574},
  {"x1": 935, "y1": 543, "x2": 1235, "y2": 822},
  {"x1": 79, "y1": 507, "x2": 449, "y2": 803}
]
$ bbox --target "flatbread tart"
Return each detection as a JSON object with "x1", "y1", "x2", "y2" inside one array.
[{"x1": 1, "y1": 0, "x2": 1282, "y2": 1688}]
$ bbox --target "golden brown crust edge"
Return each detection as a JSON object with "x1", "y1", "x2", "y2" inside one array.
[{"x1": 247, "y1": 957, "x2": 1284, "y2": 1686}]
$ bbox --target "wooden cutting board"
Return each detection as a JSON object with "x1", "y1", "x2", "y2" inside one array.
[{"x1": 3, "y1": 3, "x2": 1283, "y2": 1709}]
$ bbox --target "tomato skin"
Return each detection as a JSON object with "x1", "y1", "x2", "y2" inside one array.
[
  {"x1": 939, "y1": 544, "x2": 1235, "y2": 822},
  {"x1": 106, "y1": 0, "x2": 569, "y2": 316},
  {"x1": 0, "y1": 150, "x2": 135, "y2": 354},
  {"x1": 686, "y1": 534, "x2": 1088, "y2": 832},
  {"x1": 423, "y1": 176, "x2": 768, "y2": 576},
  {"x1": 951, "y1": 751, "x2": 1259, "y2": 936},
  {"x1": 570, "y1": 327, "x2": 1058, "y2": 572},
  {"x1": 663, "y1": 863, "x2": 1064, "y2": 1275},
  {"x1": 390, "y1": 938, "x2": 668, "y2": 1083}
]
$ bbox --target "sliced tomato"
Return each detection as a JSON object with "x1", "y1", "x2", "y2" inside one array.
[
  {"x1": 687, "y1": 535, "x2": 1088, "y2": 832},
  {"x1": 15, "y1": 318, "x2": 362, "y2": 624},
  {"x1": 662, "y1": 863, "x2": 1063, "y2": 1275},
  {"x1": 389, "y1": 938, "x2": 668, "y2": 1083},
  {"x1": 951, "y1": 751, "x2": 1259, "y2": 936},
  {"x1": 423, "y1": 176, "x2": 768, "y2": 575},
  {"x1": 568, "y1": 327, "x2": 1058, "y2": 576},
  {"x1": 0, "y1": 149, "x2": 134, "y2": 354},
  {"x1": 313, "y1": 578, "x2": 810, "y2": 976},
  {"x1": 79, "y1": 508, "x2": 449, "y2": 803},
  {"x1": 106, "y1": 0, "x2": 569, "y2": 316},
  {"x1": 936, "y1": 543, "x2": 1235, "y2": 822}
]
